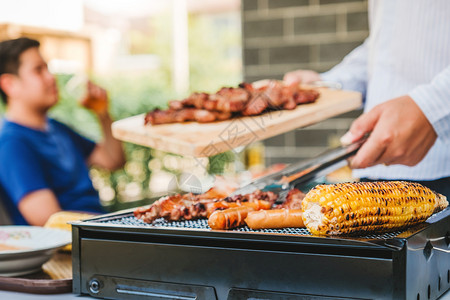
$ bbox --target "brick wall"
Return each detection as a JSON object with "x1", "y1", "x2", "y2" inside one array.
[{"x1": 241, "y1": 0, "x2": 369, "y2": 165}]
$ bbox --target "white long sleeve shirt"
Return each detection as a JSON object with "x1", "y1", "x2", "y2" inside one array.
[{"x1": 321, "y1": 0, "x2": 450, "y2": 180}]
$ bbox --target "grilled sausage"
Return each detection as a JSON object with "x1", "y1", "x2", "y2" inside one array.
[
  {"x1": 245, "y1": 209, "x2": 304, "y2": 230},
  {"x1": 208, "y1": 206, "x2": 255, "y2": 230}
]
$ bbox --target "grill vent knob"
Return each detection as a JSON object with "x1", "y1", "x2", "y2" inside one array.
[{"x1": 89, "y1": 279, "x2": 101, "y2": 294}]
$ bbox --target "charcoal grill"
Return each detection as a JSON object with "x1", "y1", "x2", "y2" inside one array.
[{"x1": 71, "y1": 206, "x2": 450, "y2": 299}]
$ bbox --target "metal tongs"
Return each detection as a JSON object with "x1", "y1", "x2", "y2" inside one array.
[{"x1": 230, "y1": 136, "x2": 368, "y2": 199}]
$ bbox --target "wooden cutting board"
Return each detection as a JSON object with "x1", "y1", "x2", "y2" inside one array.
[
  {"x1": 112, "y1": 87, "x2": 362, "y2": 157},
  {"x1": 0, "y1": 252, "x2": 72, "y2": 294}
]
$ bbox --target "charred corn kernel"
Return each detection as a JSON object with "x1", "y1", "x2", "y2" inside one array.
[{"x1": 302, "y1": 181, "x2": 448, "y2": 236}]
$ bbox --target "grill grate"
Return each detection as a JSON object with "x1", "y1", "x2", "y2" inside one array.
[{"x1": 96, "y1": 214, "x2": 401, "y2": 240}]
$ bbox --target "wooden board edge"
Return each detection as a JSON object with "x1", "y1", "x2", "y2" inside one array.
[{"x1": 112, "y1": 115, "x2": 198, "y2": 156}]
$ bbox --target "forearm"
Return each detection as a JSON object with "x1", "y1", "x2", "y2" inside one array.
[
  {"x1": 409, "y1": 65, "x2": 450, "y2": 142},
  {"x1": 18, "y1": 189, "x2": 62, "y2": 226}
]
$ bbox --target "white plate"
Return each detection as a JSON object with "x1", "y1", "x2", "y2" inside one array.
[{"x1": 0, "y1": 226, "x2": 71, "y2": 277}]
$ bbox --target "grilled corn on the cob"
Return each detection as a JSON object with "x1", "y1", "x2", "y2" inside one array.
[{"x1": 302, "y1": 181, "x2": 448, "y2": 236}]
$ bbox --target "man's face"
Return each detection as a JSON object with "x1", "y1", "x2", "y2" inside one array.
[{"x1": 14, "y1": 47, "x2": 58, "y2": 111}]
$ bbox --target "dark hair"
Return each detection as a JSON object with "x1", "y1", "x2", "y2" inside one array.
[{"x1": 0, "y1": 37, "x2": 40, "y2": 104}]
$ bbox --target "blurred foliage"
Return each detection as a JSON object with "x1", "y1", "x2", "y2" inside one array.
[
  {"x1": 0, "y1": 96, "x2": 4, "y2": 113},
  {"x1": 54, "y1": 11, "x2": 241, "y2": 211},
  {"x1": 128, "y1": 11, "x2": 242, "y2": 95},
  {"x1": 188, "y1": 13, "x2": 242, "y2": 92}
]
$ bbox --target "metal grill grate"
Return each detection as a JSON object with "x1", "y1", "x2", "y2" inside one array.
[{"x1": 96, "y1": 214, "x2": 402, "y2": 239}]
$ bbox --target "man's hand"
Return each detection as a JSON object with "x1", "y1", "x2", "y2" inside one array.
[
  {"x1": 80, "y1": 81, "x2": 108, "y2": 115},
  {"x1": 341, "y1": 95, "x2": 437, "y2": 168},
  {"x1": 82, "y1": 81, "x2": 125, "y2": 171},
  {"x1": 283, "y1": 70, "x2": 321, "y2": 84}
]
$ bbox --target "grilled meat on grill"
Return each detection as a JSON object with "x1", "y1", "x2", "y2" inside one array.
[
  {"x1": 225, "y1": 189, "x2": 279, "y2": 204},
  {"x1": 134, "y1": 189, "x2": 278, "y2": 224},
  {"x1": 276, "y1": 188, "x2": 306, "y2": 210},
  {"x1": 145, "y1": 80, "x2": 320, "y2": 125}
]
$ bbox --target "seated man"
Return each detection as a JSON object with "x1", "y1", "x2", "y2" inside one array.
[{"x1": 0, "y1": 37, "x2": 125, "y2": 226}]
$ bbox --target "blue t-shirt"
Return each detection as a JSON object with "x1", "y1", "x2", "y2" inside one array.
[{"x1": 0, "y1": 118, "x2": 104, "y2": 225}]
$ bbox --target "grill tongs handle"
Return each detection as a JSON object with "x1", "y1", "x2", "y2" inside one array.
[{"x1": 230, "y1": 135, "x2": 368, "y2": 196}]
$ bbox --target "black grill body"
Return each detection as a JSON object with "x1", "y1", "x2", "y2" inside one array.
[{"x1": 72, "y1": 208, "x2": 450, "y2": 300}]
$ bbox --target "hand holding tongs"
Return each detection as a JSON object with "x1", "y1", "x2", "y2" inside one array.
[{"x1": 230, "y1": 135, "x2": 368, "y2": 198}]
